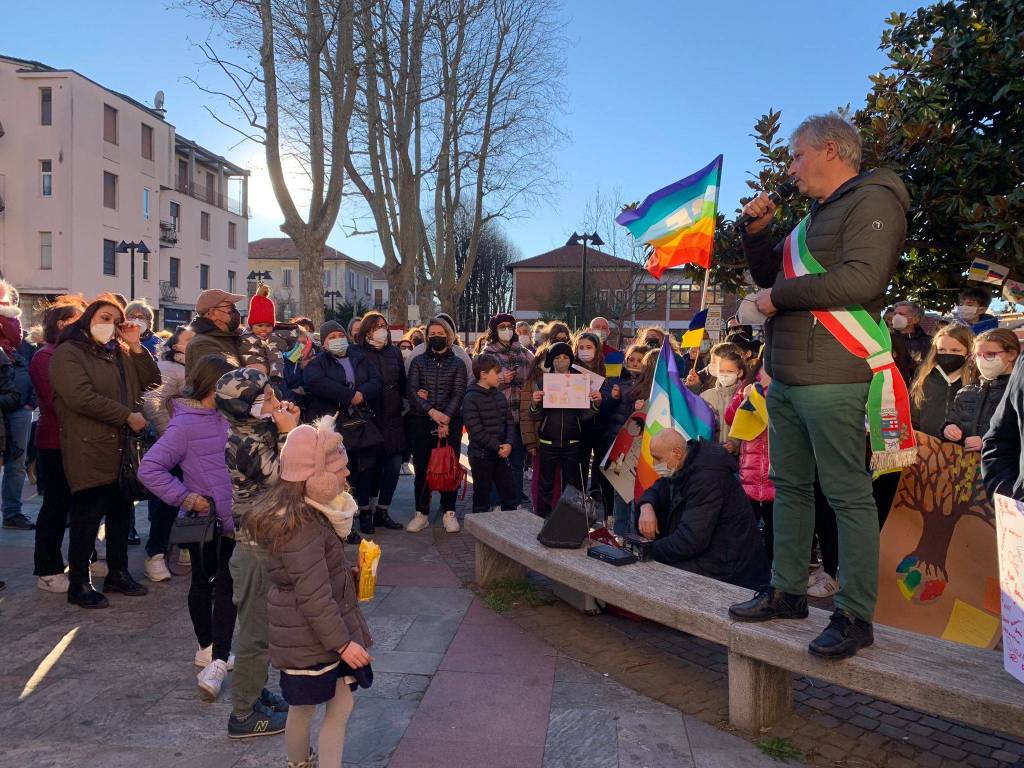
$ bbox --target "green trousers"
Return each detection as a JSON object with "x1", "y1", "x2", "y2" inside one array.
[
  {"x1": 767, "y1": 380, "x2": 878, "y2": 622},
  {"x1": 229, "y1": 542, "x2": 270, "y2": 716}
]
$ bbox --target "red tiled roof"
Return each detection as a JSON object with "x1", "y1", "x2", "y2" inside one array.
[
  {"x1": 507, "y1": 244, "x2": 636, "y2": 271},
  {"x1": 248, "y1": 237, "x2": 351, "y2": 261}
]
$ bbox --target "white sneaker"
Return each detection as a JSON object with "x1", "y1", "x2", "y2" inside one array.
[
  {"x1": 178, "y1": 548, "x2": 191, "y2": 566},
  {"x1": 145, "y1": 554, "x2": 172, "y2": 583},
  {"x1": 442, "y1": 511, "x2": 460, "y2": 533},
  {"x1": 488, "y1": 506, "x2": 501, "y2": 513},
  {"x1": 90, "y1": 561, "x2": 109, "y2": 579},
  {"x1": 197, "y1": 659, "x2": 229, "y2": 701},
  {"x1": 406, "y1": 512, "x2": 430, "y2": 532},
  {"x1": 194, "y1": 645, "x2": 235, "y2": 670},
  {"x1": 37, "y1": 573, "x2": 69, "y2": 593},
  {"x1": 807, "y1": 572, "x2": 839, "y2": 599}
]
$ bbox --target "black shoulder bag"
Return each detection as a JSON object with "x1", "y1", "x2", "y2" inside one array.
[{"x1": 168, "y1": 497, "x2": 222, "y2": 583}]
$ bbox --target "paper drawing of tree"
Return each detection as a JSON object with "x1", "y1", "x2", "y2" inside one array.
[{"x1": 892, "y1": 433, "x2": 994, "y2": 603}]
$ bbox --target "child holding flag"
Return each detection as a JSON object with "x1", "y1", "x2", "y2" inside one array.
[{"x1": 724, "y1": 356, "x2": 773, "y2": 560}]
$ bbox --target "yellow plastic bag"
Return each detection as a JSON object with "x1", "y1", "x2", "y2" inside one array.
[{"x1": 357, "y1": 538, "x2": 381, "y2": 601}]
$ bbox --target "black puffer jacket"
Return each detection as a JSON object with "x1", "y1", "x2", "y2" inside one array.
[
  {"x1": 944, "y1": 374, "x2": 1011, "y2": 441},
  {"x1": 910, "y1": 368, "x2": 964, "y2": 439},
  {"x1": 982, "y1": 357, "x2": 1024, "y2": 501},
  {"x1": 360, "y1": 343, "x2": 407, "y2": 455},
  {"x1": 528, "y1": 373, "x2": 597, "y2": 446},
  {"x1": 742, "y1": 169, "x2": 910, "y2": 386},
  {"x1": 600, "y1": 372, "x2": 640, "y2": 449},
  {"x1": 638, "y1": 439, "x2": 769, "y2": 589},
  {"x1": 408, "y1": 348, "x2": 467, "y2": 422},
  {"x1": 462, "y1": 383, "x2": 514, "y2": 459}
]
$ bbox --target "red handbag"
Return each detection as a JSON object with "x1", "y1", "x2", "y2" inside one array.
[{"x1": 426, "y1": 438, "x2": 465, "y2": 493}]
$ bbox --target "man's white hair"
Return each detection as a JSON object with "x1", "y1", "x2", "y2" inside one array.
[{"x1": 791, "y1": 112, "x2": 863, "y2": 171}]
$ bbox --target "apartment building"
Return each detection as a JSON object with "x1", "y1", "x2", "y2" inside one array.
[
  {"x1": 247, "y1": 237, "x2": 382, "y2": 320},
  {"x1": 0, "y1": 54, "x2": 249, "y2": 326}
]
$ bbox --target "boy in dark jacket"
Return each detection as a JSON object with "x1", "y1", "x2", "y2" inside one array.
[
  {"x1": 463, "y1": 354, "x2": 518, "y2": 514},
  {"x1": 529, "y1": 342, "x2": 599, "y2": 518},
  {"x1": 638, "y1": 429, "x2": 769, "y2": 589}
]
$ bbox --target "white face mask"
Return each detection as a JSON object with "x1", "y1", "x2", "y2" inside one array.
[
  {"x1": 250, "y1": 395, "x2": 271, "y2": 420},
  {"x1": 370, "y1": 328, "x2": 389, "y2": 347},
  {"x1": 653, "y1": 461, "x2": 674, "y2": 478},
  {"x1": 498, "y1": 327, "x2": 514, "y2": 343},
  {"x1": 717, "y1": 372, "x2": 739, "y2": 388},
  {"x1": 91, "y1": 323, "x2": 116, "y2": 344},
  {"x1": 577, "y1": 348, "x2": 595, "y2": 363},
  {"x1": 958, "y1": 305, "x2": 979, "y2": 321},
  {"x1": 977, "y1": 357, "x2": 1007, "y2": 380},
  {"x1": 593, "y1": 329, "x2": 608, "y2": 343},
  {"x1": 518, "y1": 334, "x2": 531, "y2": 347},
  {"x1": 327, "y1": 338, "x2": 348, "y2": 356},
  {"x1": 890, "y1": 314, "x2": 908, "y2": 331}
]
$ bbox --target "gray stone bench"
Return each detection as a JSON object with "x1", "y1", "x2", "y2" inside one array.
[{"x1": 465, "y1": 509, "x2": 1024, "y2": 738}]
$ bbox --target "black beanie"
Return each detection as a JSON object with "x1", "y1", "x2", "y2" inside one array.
[{"x1": 545, "y1": 341, "x2": 575, "y2": 369}]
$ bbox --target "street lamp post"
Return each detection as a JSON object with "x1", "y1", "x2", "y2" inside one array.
[
  {"x1": 247, "y1": 270, "x2": 272, "y2": 282},
  {"x1": 115, "y1": 240, "x2": 151, "y2": 300},
  {"x1": 566, "y1": 231, "x2": 604, "y2": 329},
  {"x1": 324, "y1": 289, "x2": 342, "y2": 318}
]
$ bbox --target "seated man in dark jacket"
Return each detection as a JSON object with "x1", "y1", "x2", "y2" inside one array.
[{"x1": 637, "y1": 429, "x2": 769, "y2": 589}]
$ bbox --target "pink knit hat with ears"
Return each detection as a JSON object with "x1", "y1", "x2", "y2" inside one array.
[{"x1": 280, "y1": 415, "x2": 349, "y2": 503}]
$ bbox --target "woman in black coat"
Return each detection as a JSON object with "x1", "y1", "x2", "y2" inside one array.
[
  {"x1": 302, "y1": 321, "x2": 381, "y2": 496},
  {"x1": 353, "y1": 311, "x2": 406, "y2": 533}
]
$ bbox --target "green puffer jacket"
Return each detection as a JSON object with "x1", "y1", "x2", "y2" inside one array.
[{"x1": 742, "y1": 169, "x2": 910, "y2": 386}]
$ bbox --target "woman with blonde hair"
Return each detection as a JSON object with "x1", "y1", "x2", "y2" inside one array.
[
  {"x1": 942, "y1": 328, "x2": 1019, "y2": 451},
  {"x1": 908, "y1": 324, "x2": 975, "y2": 438}
]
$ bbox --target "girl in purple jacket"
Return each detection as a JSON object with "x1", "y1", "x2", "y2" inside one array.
[{"x1": 138, "y1": 354, "x2": 237, "y2": 701}]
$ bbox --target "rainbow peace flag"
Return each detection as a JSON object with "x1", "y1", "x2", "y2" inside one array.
[
  {"x1": 636, "y1": 338, "x2": 716, "y2": 494},
  {"x1": 615, "y1": 155, "x2": 723, "y2": 279}
]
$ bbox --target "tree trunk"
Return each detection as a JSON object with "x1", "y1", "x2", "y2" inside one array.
[{"x1": 297, "y1": 237, "x2": 326, "y2": 329}]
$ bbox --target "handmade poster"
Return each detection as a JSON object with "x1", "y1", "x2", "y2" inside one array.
[
  {"x1": 968, "y1": 257, "x2": 1009, "y2": 286},
  {"x1": 994, "y1": 494, "x2": 1024, "y2": 685},
  {"x1": 572, "y1": 364, "x2": 606, "y2": 394},
  {"x1": 1003, "y1": 279, "x2": 1024, "y2": 306},
  {"x1": 876, "y1": 432, "x2": 1000, "y2": 649},
  {"x1": 600, "y1": 411, "x2": 645, "y2": 503},
  {"x1": 542, "y1": 373, "x2": 589, "y2": 409}
]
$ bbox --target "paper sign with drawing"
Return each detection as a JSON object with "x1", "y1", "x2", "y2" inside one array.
[
  {"x1": 542, "y1": 373, "x2": 590, "y2": 409},
  {"x1": 995, "y1": 494, "x2": 1024, "y2": 686}
]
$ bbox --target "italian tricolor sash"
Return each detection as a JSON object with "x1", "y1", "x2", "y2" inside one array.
[{"x1": 783, "y1": 216, "x2": 917, "y2": 470}]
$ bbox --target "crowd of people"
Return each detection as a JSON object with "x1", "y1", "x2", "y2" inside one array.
[{"x1": 1, "y1": 225, "x2": 1022, "y2": 764}]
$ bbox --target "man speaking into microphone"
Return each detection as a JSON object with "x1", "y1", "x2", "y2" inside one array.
[{"x1": 727, "y1": 113, "x2": 912, "y2": 660}]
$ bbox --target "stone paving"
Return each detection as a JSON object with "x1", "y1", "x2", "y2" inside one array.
[
  {"x1": 437, "y1": 493, "x2": 1024, "y2": 768},
  {"x1": 0, "y1": 480, "x2": 790, "y2": 768}
]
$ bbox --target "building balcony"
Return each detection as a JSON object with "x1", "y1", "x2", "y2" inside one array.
[
  {"x1": 174, "y1": 175, "x2": 251, "y2": 218},
  {"x1": 159, "y1": 220, "x2": 178, "y2": 247},
  {"x1": 159, "y1": 280, "x2": 178, "y2": 304}
]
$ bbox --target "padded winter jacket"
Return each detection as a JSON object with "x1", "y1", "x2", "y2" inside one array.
[
  {"x1": 700, "y1": 381, "x2": 741, "y2": 444},
  {"x1": 462, "y1": 383, "x2": 515, "y2": 459},
  {"x1": 141, "y1": 358, "x2": 187, "y2": 436},
  {"x1": 528, "y1": 372, "x2": 597, "y2": 446},
  {"x1": 480, "y1": 340, "x2": 534, "y2": 424},
  {"x1": 742, "y1": 169, "x2": 910, "y2": 386},
  {"x1": 638, "y1": 439, "x2": 770, "y2": 589},
  {"x1": 910, "y1": 368, "x2": 964, "y2": 439},
  {"x1": 138, "y1": 400, "x2": 234, "y2": 533},
  {"x1": 28, "y1": 344, "x2": 58, "y2": 450},
  {"x1": 266, "y1": 502, "x2": 372, "y2": 670},
  {"x1": 982, "y1": 357, "x2": 1024, "y2": 501},
  {"x1": 50, "y1": 328, "x2": 161, "y2": 494},
  {"x1": 185, "y1": 317, "x2": 242, "y2": 381},
  {"x1": 944, "y1": 373, "x2": 1011, "y2": 441},
  {"x1": 407, "y1": 348, "x2": 467, "y2": 422},
  {"x1": 724, "y1": 389, "x2": 773, "y2": 503}
]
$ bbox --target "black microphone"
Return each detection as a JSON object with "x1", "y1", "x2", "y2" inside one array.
[{"x1": 736, "y1": 180, "x2": 797, "y2": 231}]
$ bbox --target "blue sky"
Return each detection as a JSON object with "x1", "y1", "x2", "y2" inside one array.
[{"x1": 1, "y1": 0, "x2": 921, "y2": 266}]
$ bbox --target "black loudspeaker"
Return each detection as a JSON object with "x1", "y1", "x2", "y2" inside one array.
[{"x1": 537, "y1": 484, "x2": 593, "y2": 549}]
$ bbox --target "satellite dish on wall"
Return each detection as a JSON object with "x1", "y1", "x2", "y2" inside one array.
[{"x1": 154, "y1": 91, "x2": 165, "y2": 113}]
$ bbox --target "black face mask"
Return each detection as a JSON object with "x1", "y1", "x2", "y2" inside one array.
[
  {"x1": 936, "y1": 353, "x2": 966, "y2": 374},
  {"x1": 428, "y1": 336, "x2": 447, "y2": 352},
  {"x1": 646, "y1": 339, "x2": 660, "y2": 349},
  {"x1": 226, "y1": 308, "x2": 241, "y2": 333}
]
